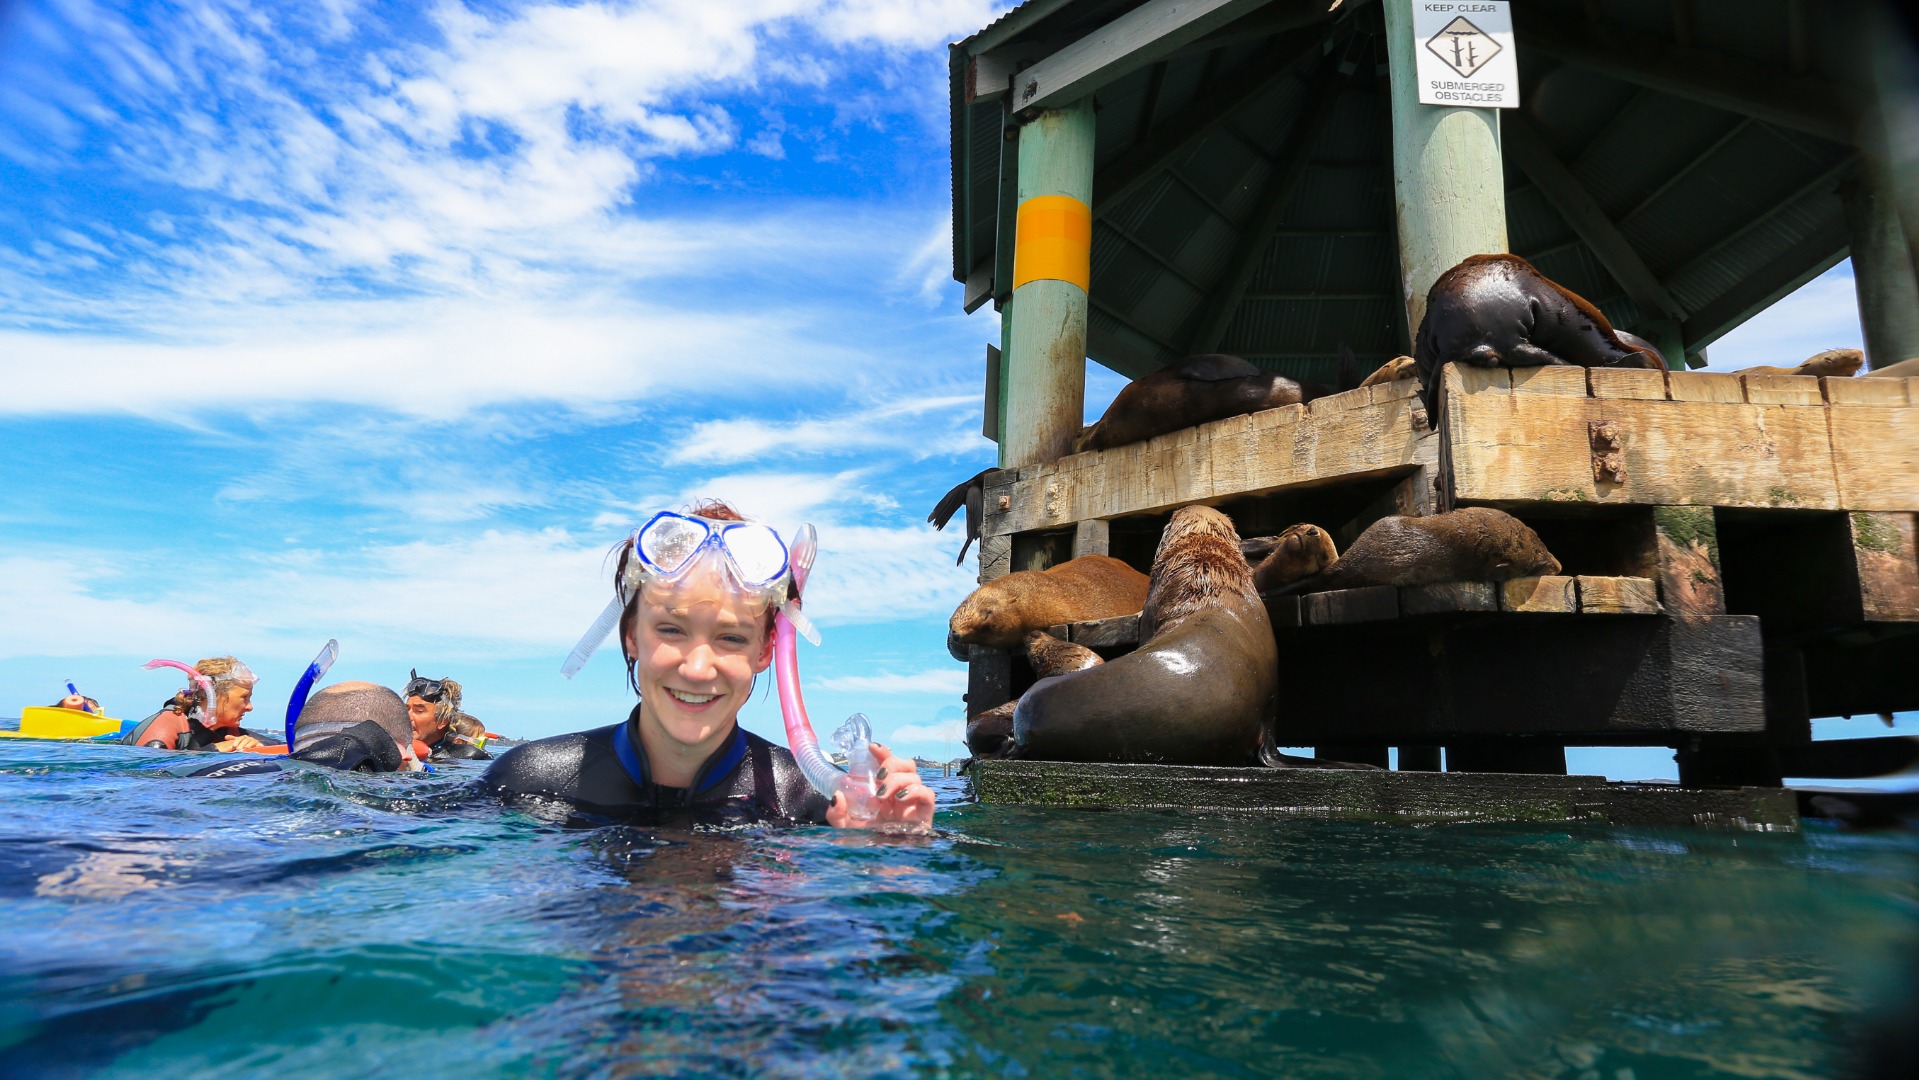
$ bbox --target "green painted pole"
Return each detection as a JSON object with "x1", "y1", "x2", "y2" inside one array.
[
  {"x1": 1002, "y1": 98, "x2": 1095, "y2": 469},
  {"x1": 1382, "y1": 0, "x2": 1509, "y2": 345},
  {"x1": 1841, "y1": 159, "x2": 1919, "y2": 370}
]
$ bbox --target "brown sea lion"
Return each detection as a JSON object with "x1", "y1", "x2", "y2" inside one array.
[
  {"x1": 1864, "y1": 357, "x2": 1919, "y2": 379},
  {"x1": 1074, "y1": 353, "x2": 1323, "y2": 454},
  {"x1": 1736, "y1": 348, "x2": 1865, "y2": 378},
  {"x1": 928, "y1": 468, "x2": 992, "y2": 565},
  {"x1": 1252, "y1": 523, "x2": 1339, "y2": 594},
  {"x1": 965, "y1": 630, "x2": 1105, "y2": 758},
  {"x1": 1360, "y1": 355, "x2": 1417, "y2": 387},
  {"x1": 1613, "y1": 330, "x2": 1668, "y2": 369},
  {"x1": 1414, "y1": 254, "x2": 1660, "y2": 415},
  {"x1": 1011, "y1": 505, "x2": 1278, "y2": 765},
  {"x1": 1279, "y1": 507, "x2": 1561, "y2": 594},
  {"x1": 947, "y1": 554, "x2": 1149, "y2": 659}
]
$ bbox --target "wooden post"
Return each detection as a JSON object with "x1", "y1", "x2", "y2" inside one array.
[
  {"x1": 1841, "y1": 160, "x2": 1919, "y2": 370},
  {"x1": 1002, "y1": 98, "x2": 1094, "y2": 469},
  {"x1": 1382, "y1": 0, "x2": 1508, "y2": 337}
]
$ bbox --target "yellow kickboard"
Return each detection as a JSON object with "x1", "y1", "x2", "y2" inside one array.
[{"x1": 3, "y1": 706, "x2": 124, "y2": 740}]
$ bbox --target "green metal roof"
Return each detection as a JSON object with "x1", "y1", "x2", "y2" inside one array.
[{"x1": 951, "y1": 0, "x2": 1866, "y2": 385}]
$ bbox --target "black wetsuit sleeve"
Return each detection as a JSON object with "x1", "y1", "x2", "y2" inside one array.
[
  {"x1": 430, "y1": 739, "x2": 492, "y2": 761},
  {"x1": 482, "y1": 725, "x2": 639, "y2": 815}
]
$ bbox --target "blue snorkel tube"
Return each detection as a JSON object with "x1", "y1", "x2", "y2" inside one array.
[{"x1": 285, "y1": 639, "x2": 339, "y2": 748}]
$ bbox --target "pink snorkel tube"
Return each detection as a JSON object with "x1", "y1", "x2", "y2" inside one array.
[
  {"x1": 774, "y1": 524, "x2": 880, "y2": 821},
  {"x1": 143, "y1": 659, "x2": 217, "y2": 724}
]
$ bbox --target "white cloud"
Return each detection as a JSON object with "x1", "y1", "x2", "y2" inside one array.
[
  {"x1": 817, "y1": 667, "x2": 966, "y2": 693},
  {"x1": 885, "y1": 714, "x2": 965, "y2": 748},
  {"x1": 665, "y1": 393, "x2": 979, "y2": 465}
]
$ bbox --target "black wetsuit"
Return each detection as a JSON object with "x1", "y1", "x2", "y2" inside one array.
[
  {"x1": 427, "y1": 735, "x2": 491, "y2": 762},
  {"x1": 481, "y1": 704, "x2": 828, "y2": 826},
  {"x1": 185, "y1": 720, "x2": 405, "y2": 778}
]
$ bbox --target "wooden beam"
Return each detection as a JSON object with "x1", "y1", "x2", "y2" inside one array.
[
  {"x1": 1012, "y1": 0, "x2": 1285, "y2": 115},
  {"x1": 1188, "y1": 64, "x2": 1343, "y2": 353},
  {"x1": 1514, "y1": 8, "x2": 1856, "y2": 144},
  {"x1": 1091, "y1": 36, "x2": 1316, "y2": 211},
  {"x1": 1502, "y1": 112, "x2": 1685, "y2": 321}
]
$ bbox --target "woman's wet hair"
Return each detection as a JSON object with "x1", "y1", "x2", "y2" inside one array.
[
  {"x1": 613, "y1": 499, "x2": 790, "y2": 694},
  {"x1": 178, "y1": 655, "x2": 250, "y2": 714},
  {"x1": 428, "y1": 678, "x2": 463, "y2": 729}
]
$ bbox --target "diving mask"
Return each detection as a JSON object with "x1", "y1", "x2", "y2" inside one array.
[
  {"x1": 404, "y1": 670, "x2": 449, "y2": 702},
  {"x1": 561, "y1": 513, "x2": 820, "y2": 678}
]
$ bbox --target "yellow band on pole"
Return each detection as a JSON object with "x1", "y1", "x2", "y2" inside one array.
[{"x1": 1011, "y1": 195, "x2": 1092, "y2": 292}]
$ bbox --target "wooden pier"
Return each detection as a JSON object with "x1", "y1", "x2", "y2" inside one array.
[{"x1": 947, "y1": 0, "x2": 1919, "y2": 820}]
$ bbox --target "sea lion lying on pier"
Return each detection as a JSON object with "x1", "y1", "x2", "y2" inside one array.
[
  {"x1": 1252, "y1": 523, "x2": 1339, "y2": 594},
  {"x1": 1736, "y1": 348, "x2": 1866, "y2": 378},
  {"x1": 1075, "y1": 353, "x2": 1329, "y2": 454},
  {"x1": 1007, "y1": 505, "x2": 1278, "y2": 765},
  {"x1": 1414, "y1": 254, "x2": 1662, "y2": 415},
  {"x1": 947, "y1": 554, "x2": 1149, "y2": 660},
  {"x1": 1276, "y1": 507, "x2": 1560, "y2": 594}
]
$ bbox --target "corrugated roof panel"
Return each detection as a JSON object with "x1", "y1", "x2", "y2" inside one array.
[
  {"x1": 1664, "y1": 187, "x2": 1845, "y2": 315},
  {"x1": 1223, "y1": 297, "x2": 1400, "y2": 355},
  {"x1": 1282, "y1": 164, "x2": 1392, "y2": 232},
  {"x1": 1311, "y1": 83, "x2": 1386, "y2": 164},
  {"x1": 1090, "y1": 223, "x2": 1170, "y2": 313},
  {"x1": 1521, "y1": 65, "x2": 1642, "y2": 159},
  {"x1": 1088, "y1": 302, "x2": 1175, "y2": 377},
  {"x1": 1177, "y1": 133, "x2": 1269, "y2": 220},
  {"x1": 1691, "y1": 0, "x2": 1796, "y2": 67},
  {"x1": 1229, "y1": 72, "x2": 1313, "y2": 149},
  {"x1": 1574, "y1": 97, "x2": 1742, "y2": 222},
  {"x1": 1172, "y1": 213, "x2": 1241, "y2": 289},
  {"x1": 1527, "y1": 245, "x2": 1629, "y2": 322},
  {"x1": 1505, "y1": 184, "x2": 1574, "y2": 255},
  {"x1": 1251, "y1": 232, "x2": 1398, "y2": 294},
  {"x1": 1622, "y1": 123, "x2": 1844, "y2": 274},
  {"x1": 1130, "y1": 272, "x2": 1208, "y2": 348},
  {"x1": 1125, "y1": 180, "x2": 1225, "y2": 276}
]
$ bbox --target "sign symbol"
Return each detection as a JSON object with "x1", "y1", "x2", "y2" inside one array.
[{"x1": 1425, "y1": 16, "x2": 1501, "y2": 79}]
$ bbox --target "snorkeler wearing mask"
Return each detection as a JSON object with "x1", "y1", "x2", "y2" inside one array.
[
  {"x1": 123, "y1": 656, "x2": 266, "y2": 752},
  {"x1": 482, "y1": 501, "x2": 936, "y2": 830},
  {"x1": 403, "y1": 671, "x2": 491, "y2": 762}
]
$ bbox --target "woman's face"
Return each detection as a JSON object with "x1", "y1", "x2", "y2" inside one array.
[
  {"x1": 214, "y1": 684, "x2": 253, "y2": 728},
  {"x1": 627, "y1": 574, "x2": 774, "y2": 753}
]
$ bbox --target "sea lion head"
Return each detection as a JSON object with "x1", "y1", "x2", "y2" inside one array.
[
  {"x1": 1797, "y1": 348, "x2": 1864, "y2": 378},
  {"x1": 1144, "y1": 506, "x2": 1257, "y2": 634},
  {"x1": 948, "y1": 587, "x2": 1022, "y2": 650},
  {"x1": 1466, "y1": 509, "x2": 1562, "y2": 577}
]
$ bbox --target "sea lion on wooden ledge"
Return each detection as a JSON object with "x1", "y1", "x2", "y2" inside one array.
[
  {"x1": 1252, "y1": 523, "x2": 1339, "y2": 594},
  {"x1": 947, "y1": 555, "x2": 1149, "y2": 660},
  {"x1": 1276, "y1": 507, "x2": 1560, "y2": 595},
  {"x1": 1737, "y1": 348, "x2": 1865, "y2": 378},
  {"x1": 1414, "y1": 254, "x2": 1662, "y2": 416},
  {"x1": 964, "y1": 629, "x2": 1103, "y2": 758},
  {"x1": 1010, "y1": 505, "x2": 1278, "y2": 766},
  {"x1": 1074, "y1": 353, "x2": 1328, "y2": 454}
]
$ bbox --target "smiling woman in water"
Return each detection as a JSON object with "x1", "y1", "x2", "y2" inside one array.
[{"x1": 482, "y1": 500, "x2": 936, "y2": 830}]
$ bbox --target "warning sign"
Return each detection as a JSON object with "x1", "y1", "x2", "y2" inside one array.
[{"x1": 1412, "y1": 2, "x2": 1519, "y2": 108}]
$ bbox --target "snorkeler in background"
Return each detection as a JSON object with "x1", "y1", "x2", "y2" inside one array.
[
  {"x1": 190, "y1": 680, "x2": 426, "y2": 777},
  {"x1": 403, "y1": 671, "x2": 491, "y2": 762},
  {"x1": 122, "y1": 656, "x2": 265, "y2": 752},
  {"x1": 483, "y1": 501, "x2": 935, "y2": 830},
  {"x1": 50, "y1": 684, "x2": 103, "y2": 715}
]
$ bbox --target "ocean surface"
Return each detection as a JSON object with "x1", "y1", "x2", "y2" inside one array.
[{"x1": 1, "y1": 738, "x2": 1915, "y2": 1079}]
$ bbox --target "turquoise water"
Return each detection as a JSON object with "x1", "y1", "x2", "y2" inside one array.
[{"x1": 2, "y1": 740, "x2": 1915, "y2": 1078}]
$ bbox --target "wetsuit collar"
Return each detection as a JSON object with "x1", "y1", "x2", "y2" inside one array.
[{"x1": 617, "y1": 703, "x2": 750, "y2": 796}]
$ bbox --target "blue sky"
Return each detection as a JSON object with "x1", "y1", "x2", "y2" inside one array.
[{"x1": 0, "y1": 0, "x2": 1899, "y2": 774}]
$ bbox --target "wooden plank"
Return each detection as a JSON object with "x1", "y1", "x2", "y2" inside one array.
[
  {"x1": 1828, "y1": 404, "x2": 1919, "y2": 511},
  {"x1": 978, "y1": 533, "x2": 1012, "y2": 583},
  {"x1": 1500, "y1": 576, "x2": 1578, "y2": 613},
  {"x1": 1507, "y1": 365, "x2": 1588, "y2": 396},
  {"x1": 1588, "y1": 367, "x2": 1669, "y2": 400},
  {"x1": 1069, "y1": 613, "x2": 1143, "y2": 648},
  {"x1": 1741, "y1": 373, "x2": 1825, "y2": 405},
  {"x1": 1850, "y1": 512, "x2": 1919, "y2": 622},
  {"x1": 1667, "y1": 370, "x2": 1746, "y2": 403},
  {"x1": 965, "y1": 647, "x2": 1013, "y2": 716},
  {"x1": 1399, "y1": 581, "x2": 1499, "y2": 616},
  {"x1": 1575, "y1": 576, "x2": 1662, "y2": 614},
  {"x1": 1011, "y1": 0, "x2": 1277, "y2": 113},
  {"x1": 1823, "y1": 376, "x2": 1910, "y2": 406},
  {"x1": 1072, "y1": 517, "x2": 1110, "y2": 557},
  {"x1": 1445, "y1": 391, "x2": 1842, "y2": 508},
  {"x1": 1264, "y1": 594, "x2": 1303, "y2": 629},
  {"x1": 968, "y1": 759, "x2": 1798, "y2": 827},
  {"x1": 1303, "y1": 585, "x2": 1400, "y2": 625}
]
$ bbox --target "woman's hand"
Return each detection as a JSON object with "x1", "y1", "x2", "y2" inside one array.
[
  {"x1": 826, "y1": 742, "x2": 936, "y2": 833},
  {"x1": 214, "y1": 734, "x2": 264, "y2": 753}
]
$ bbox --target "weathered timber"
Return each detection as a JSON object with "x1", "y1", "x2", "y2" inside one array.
[
  {"x1": 1442, "y1": 364, "x2": 1848, "y2": 509},
  {"x1": 1500, "y1": 576, "x2": 1578, "y2": 613},
  {"x1": 1851, "y1": 512, "x2": 1919, "y2": 622},
  {"x1": 1827, "y1": 393, "x2": 1919, "y2": 511},
  {"x1": 966, "y1": 646, "x2": 1014, "y2": 716},
  {"x1": 1445, "y1": 742, "x2": 1569, "y2": 776},
  {"x1": 1399, "y1": 581, "x2": 1498, "y2": 616},
  {"x1": 1575, "y1": 576, "x2": 1662, "y2": 614},
  {"x1": 1589, "y1": 367, "x2": 1669, "y2": 400},
  {"x1": 1303, "y1": 585, "x2": 1398, "y2": 625},
  {"x1": 968, "y1": 759, "x2": 1798, "y2": 828},
  {"x1": 1273, "y1": 615, "x2": 1766, "y2": 743},
  {"x1": 982, "y1": 377, "x2": 1434, "y2": 537}
]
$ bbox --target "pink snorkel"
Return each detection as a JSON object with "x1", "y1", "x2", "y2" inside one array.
[
  {"x1": 774, "y1": 524, "x2": 880, "y2": 821},
  {"x1": 143, "y1": 659, "x2": 217, "y2": 724}
]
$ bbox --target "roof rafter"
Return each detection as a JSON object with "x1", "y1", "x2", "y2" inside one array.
[
  {"x1": 1187, "y1": 61, "x2": 1344, "y2": 354},
  {"x1": 1503, "y1": 112, "x2": 1685, "y2": 321},
  {"x1": 1515, "y1": 8, "x2": 1857, "y2": 144}
]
